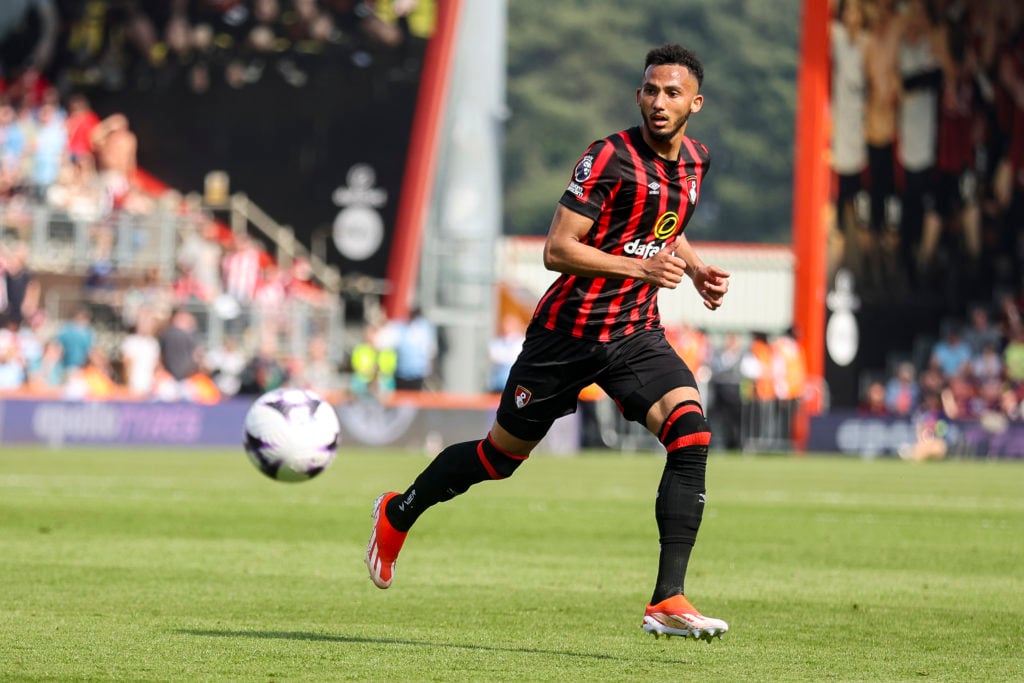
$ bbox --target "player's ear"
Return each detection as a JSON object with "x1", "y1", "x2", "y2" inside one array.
[
  {"x1": 690, "y1": 94, "x2": 704, "y2": 114},
  {"x1": 636, "y1": 87, "x2": 642, "y2": 106}
]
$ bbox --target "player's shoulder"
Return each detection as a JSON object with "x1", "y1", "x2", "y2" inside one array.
[
  {"x1": 585, "y1": 128, "x2": 633, "y2": 154},
  {"x1": 572, "y1": 130, "x2": 632, "y2": 179},
  {"x1": 587, "y1": 128, "x2": 660, "y2": 168},
  {"x1": 683, "y1": 135, "x2": 711, "y2": 161}
]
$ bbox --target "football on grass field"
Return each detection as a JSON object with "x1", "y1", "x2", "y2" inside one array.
[{"x1": 243, "y1": 388, "x2": 341, "y2": 482}]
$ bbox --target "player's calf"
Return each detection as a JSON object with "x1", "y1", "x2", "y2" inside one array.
[{"x1": 651, "y1": 400, "x2": 711, "y2": 602}]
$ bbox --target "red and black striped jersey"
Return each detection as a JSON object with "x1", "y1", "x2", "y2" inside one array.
[{"x1": 531, "y1": 126, "x2": 711, "y2": 341}]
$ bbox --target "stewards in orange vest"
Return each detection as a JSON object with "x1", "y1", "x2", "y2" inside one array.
[
  {"x1": 746, "y1": 332, "x2": 776, "y2": 401},
  {"x1": 772, "y1": 329, "x2": 807, "y2": 402},
  {"x1": 666, "y1": 322, "x2": 709, "y2": 378}
]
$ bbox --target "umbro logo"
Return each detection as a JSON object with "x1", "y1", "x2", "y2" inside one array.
[{"x1": 648, "y1": 181, "x2": 660, "y2": 195}]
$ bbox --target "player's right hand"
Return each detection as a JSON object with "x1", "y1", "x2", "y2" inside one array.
[{"x1": 640, "y1": 235, "x2": 687, "y2": 288}]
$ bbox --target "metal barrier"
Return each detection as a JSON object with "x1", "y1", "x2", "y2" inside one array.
[
  {"x1": 181, "y1": 297, "x2": 346, "y2": 367},
  {"x1": 740, "y1": 398, "x2": 798, "y2": 453},
  {"x1": 24, "y1": 204, "x2": 181, "y2": 279},
  {"x1": 578, "y1": 395, "x2": 804, "y2": 455},
  {"x1": 199, "y1": 192, "x2": 342, "y2": 294},
  {"x1": 582, "y1": 398, "x2": 661, "y2": 453},
  {"x1": 8, "y1": 193, "x2": 349, "y2": 375},
  {"x1": 41, "y1": 287, "x2": 346, "y2": 370}
]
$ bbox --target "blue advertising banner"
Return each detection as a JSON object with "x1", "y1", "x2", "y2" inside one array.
[
  {"x1": 808, "y1": 412, "x2": 1024, "y2": 459},
  {"x1": 0, "y1": 398, "x2": 580, "y2": 454},
  {"x1": 0, "y1": 399, "x2": 251, "y2": 448}
]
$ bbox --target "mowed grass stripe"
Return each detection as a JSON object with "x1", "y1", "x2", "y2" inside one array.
[{"x1": 1, "y1": 447, "x2": 1022, "y2": 681}]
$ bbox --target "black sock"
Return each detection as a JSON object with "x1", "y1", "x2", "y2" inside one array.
[
  {"x1": 650, "y1": 459, "x2": 705, "y2": 604},
  {"x1": 385, "y1": 440, "x2": 490, "y2": 532},
  {"x1": 650, "y1": 402, "x2": 709, "y2": 605}
]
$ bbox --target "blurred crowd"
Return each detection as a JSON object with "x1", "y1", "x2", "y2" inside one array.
[
  {"x1": 0, "y1": 75, "x2": 341, "y2": 402},
  {"x1": 0, "y1": 90, "x2": 155, "y2": 231},
  {"x1": 667, "y1": 325, "x2": 812, "y2": 451},
  {"x1": 344, "y1": 305, "x2": 439, "y2": 399},
  {"x1": 856, "y1": 292, "x2": 1024, "y2": 458},
  {"x1": 0, "y1": 232, "x2": 339, "y2": 403},
  {"x1": 0, "y1": 0, "x2": 432, "y2": 222},
  {"x1": 829, "y1": 0, "x2": 1024, "y2": 457},
  {"x1": 1, "y1": 1, "x2": 432, "y2": 99},
  {"x1": 0, "y1": 70, "x2": 340, "y2": 403},
  {"x1": 659, "y1": 308, "x2": 1024, "y2": 455},
  {"x1": 829, "y1": 0, "x2": 1024, "y2": 306},
  {"x1": 0, "y1": 1, "x2": 438, "y2": 404},
  {"x1": 3, "y1": 0, "x2": 1024, "y2": 438}
]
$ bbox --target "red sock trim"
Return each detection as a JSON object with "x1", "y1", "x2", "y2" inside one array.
[
  {"x1": 476, "y1": 433, "x2": 529, "y2": 480},
  {"x1": 665, "y1": 432, "x2": 712, "y2": 452},
  {"x1": 658, "y1": 401, "x2": 703, "y2": 442},
  {"x1": 476, "y1": 440, "x2": 500, "y2": 479}
]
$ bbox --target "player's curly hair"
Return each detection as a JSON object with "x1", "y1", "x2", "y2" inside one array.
[{"x1": 644, "y1": 44, "x2": 704, "y2": 88}]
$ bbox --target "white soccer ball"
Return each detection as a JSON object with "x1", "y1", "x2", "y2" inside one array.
[{"x1": 243, "y1": 388, "x2": 341, "y2": 482}]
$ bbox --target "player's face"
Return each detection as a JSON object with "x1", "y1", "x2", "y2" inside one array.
[{"x1": 637, "y1": 64, "x2": 704, "y2": 143}]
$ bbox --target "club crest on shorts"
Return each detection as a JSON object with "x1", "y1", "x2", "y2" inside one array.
[{"x1": 514, "y1": 385, "x2": 532, "y2": 409}]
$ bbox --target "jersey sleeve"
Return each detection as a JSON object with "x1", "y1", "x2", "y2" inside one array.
[
  {"x1": 698, "y1": 141, "x2": 712, "y2": 174},
  {"x1": 558, "y1": 138, "x2": 619, "y2": 221}
]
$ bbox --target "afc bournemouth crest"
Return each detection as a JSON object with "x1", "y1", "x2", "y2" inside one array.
[
  {"x1": 685, "y1": 175, "x2": 699, "y2": 205},
  {"x1": 514, "y1": 385, "x2": 532, "y2": 409}
]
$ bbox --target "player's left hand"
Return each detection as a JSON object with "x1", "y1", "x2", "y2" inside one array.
[{"x1": 693, "y1": 265, "x2": 730, "y2": 311}]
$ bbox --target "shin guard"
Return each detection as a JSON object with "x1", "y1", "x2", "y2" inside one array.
[{"x1": 652, "y1": 401, "x2": 711, "y2": 603}]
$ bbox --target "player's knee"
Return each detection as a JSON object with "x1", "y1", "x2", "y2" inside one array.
[
  {"x1": 478, "y1": 434, "x2": 529, "y2": 479},
  {"x1": 658, "y1": 400, "x2": 711, "y2": 455}
]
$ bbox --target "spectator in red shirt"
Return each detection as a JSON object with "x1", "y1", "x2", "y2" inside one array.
[
  {"x1": 64, "y1": 93, "x2": 99, "y2": 177},
  {"x1": 285, "y1": 257, "x2": 325, "y2": 306},
  {"x1": 221, "y1": 233, "x2": 265, "y2": 305},
  {"x1": 171, "y1": 262, "x2": 213, "y2": 304}
]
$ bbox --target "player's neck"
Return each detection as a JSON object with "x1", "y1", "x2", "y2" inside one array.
[{"x1": 641, "y1": 127, "x2": 685, "y2": 162}]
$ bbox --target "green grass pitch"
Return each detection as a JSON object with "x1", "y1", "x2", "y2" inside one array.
[{"x1": 1, "y1": 445, "x2": 1022, "y2": 682}]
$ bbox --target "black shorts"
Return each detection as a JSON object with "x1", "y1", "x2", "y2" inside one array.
[{"x1": 495, "y1": 323, "x2": 697, "y2": 441}]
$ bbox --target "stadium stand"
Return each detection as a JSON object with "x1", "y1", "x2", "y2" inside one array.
[{"x1": 0, "y1": 0, "x2": 435, "y2": 404}]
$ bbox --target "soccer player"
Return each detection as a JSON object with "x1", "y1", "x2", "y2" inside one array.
[{"x1": 367, "y1": 44, "x2": 731, "y2": 641}]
